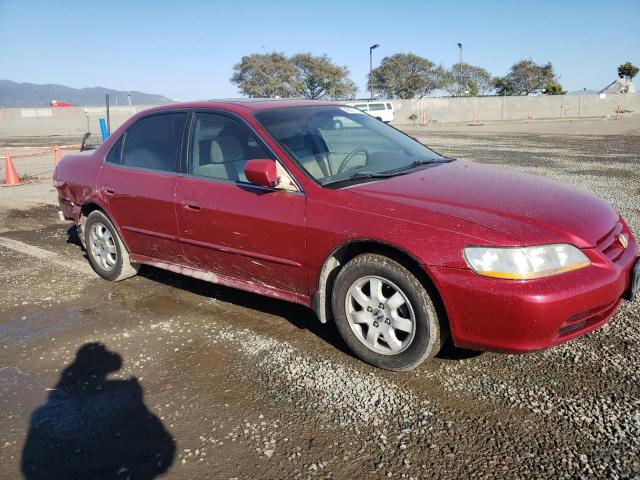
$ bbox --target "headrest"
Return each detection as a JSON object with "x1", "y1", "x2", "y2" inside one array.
[{"x1": 210, "y1": 136, "x2": 243, "y2": 163}]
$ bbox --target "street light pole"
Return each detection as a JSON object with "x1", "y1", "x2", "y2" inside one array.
[
  {"x1": 457, "y1": 43, "x2": 463, "y2": 97},
  {"x1": 369, "y1": 43, "x2": 380, "y2": 100}
]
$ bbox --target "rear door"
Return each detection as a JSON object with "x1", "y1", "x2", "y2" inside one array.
[
  {"x1": 175, "y1": 111, "x2": 307, "y2": 294},
  {"x1": 97, "y1": 111, "x2": 187, "y2": 262}
]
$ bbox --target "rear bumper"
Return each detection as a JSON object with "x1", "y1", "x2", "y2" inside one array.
[
  {"x1": 57, "y1": 194, "x2": 80, "y2": 222},
  {"x1": 428, "y1": 237, "x2": 638, "y2": 353}
]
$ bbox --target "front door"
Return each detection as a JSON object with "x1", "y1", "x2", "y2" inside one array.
[{"x1": 175, "y1": 111, "x2": 306, "y2": 295}]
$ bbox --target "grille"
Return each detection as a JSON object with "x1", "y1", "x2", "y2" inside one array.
[{"x1": 596, "y1": 221, "x2": 625, "y2": 263}]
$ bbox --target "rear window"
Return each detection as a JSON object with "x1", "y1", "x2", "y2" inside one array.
[
  {"x1": 121, "y1": 113, "x2": 187, "y2": 172},
  {"x1": 368, "y1": 103, "x2": 385, "y2": 111},
  {"x1": 386, "y1": 103, "x2": 393, "y2": 110}
]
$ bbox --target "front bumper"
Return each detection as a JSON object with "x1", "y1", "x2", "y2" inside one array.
[{"x1": 428, "y1": 234, "x2": 638, "y2": 353}]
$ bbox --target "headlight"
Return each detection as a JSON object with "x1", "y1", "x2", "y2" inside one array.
[{"x1": 463, "y1": 244, "x2": 591, "y2": 280}]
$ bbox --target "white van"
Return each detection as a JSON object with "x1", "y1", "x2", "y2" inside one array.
[{"x1": 345, "y1": 101, "x2": 395, "y2": 123}]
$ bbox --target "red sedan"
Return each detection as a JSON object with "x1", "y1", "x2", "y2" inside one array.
[{"x1": 54, "y1": 100, "x2": 639, "y2": 370}]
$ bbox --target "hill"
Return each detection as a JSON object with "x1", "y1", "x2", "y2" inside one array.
[{"x1": 0, "y1": 80, "x2": 174, "y2": 107}]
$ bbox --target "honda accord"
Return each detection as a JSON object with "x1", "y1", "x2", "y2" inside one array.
[{"x1": 54, "y1": 100, "x2": 639, "y2": 370}]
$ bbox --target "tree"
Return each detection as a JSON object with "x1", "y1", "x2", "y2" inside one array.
[
  {"x1": 617, "y1": 62, "x2": 639, "y2": 81},
  {"x1": 443, "y1": 62, "x2": 492, "y2": 96},
  {"x1": 543, "y1": 81, "x2": 566, "y2": 95},
  {"x1": 231, "y1": 53, "x2": 301, "y2": 98},
  {"x1": 369, "y1": 53, "x2": 446, "y2": 99},
  {"x1": 290, "y1": 53, "x2": 358, "y2": 99},
  {"x1": 493, "y1": 60, "x2": 556, "y2": 96},
  {"x1": 492, "y1": 77, "x2": 515, "y2": 96}
]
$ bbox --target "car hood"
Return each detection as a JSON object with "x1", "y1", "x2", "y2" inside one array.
[{"x1": 347, "y1": 161, "x2": 618, "y2": 247}]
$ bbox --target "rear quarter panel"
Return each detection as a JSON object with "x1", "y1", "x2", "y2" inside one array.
[{"x1": 54, "y1": 151, "x2": 102, "y2": 220}]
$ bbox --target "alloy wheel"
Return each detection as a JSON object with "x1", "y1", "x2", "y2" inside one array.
[
  {"x1": 345, "y1": 275, "x2": 416, "y2": 355},
  {"x1": 89, "y1": 221, "x2": 117, "y2": 271}
]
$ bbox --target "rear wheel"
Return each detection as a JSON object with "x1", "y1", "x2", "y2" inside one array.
[
  {"x1": 85, "y1": 210, "x2": 139, "y2": 281},
  {"x1": 331, "y1": 254, "x2": 444, "y2": 370}
]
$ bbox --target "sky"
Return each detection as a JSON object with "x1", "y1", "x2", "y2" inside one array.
[{"x1": 1, "y1": 0, "x2": 639, "y2": 100}]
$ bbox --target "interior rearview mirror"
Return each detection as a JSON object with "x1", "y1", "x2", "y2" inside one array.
[{"x1": 308, "y1": 114, "x2": 340, "y2": 130}]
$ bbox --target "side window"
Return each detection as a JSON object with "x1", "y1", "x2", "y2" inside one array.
[
  {"x1": 369, "y1": 103, "x2": 385, "y2": 111},
  {"x1": 121, "y1": 113, "x2": 186, "y2": 172},
  {"x1": 189, "y1": 113, "x2": 272, "y2": 182},
  {"x1": 105, "y1": 137, "x2": 123, "y2": 164},
  {"x1": 354, "y1": 104, "x2": 368, "y2": 111}
]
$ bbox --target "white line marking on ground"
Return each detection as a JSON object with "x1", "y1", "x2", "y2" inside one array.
[{"x1": 0, "y1": 235, "x2": 94, "y2": 275}]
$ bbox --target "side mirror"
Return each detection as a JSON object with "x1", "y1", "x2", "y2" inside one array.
[{"x1": 244, "y1": 159, "x2": 280, "y2": 188}]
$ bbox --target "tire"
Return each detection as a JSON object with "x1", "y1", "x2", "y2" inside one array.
[
  {"x1": 84, "y1": 210, "x2": 139, "y2": 281},
  {"x1": 331, "y1": 254, "x2": 444, "y2": 371}
]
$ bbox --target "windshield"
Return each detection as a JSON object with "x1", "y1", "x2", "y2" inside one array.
[{"x1": 254, "y1": 106, "x2": 443, "y2": 186}]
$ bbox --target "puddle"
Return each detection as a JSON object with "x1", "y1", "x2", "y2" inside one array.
[
  {"x1": 114, "y1": 291, "x2": 189, "y2": 316},
  {"x1": 0, "y1": 304, "x2": 96, "y2": 344}
]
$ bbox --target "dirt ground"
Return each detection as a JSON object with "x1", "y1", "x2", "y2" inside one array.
[{"x1": 1, "y1": 118, "x2": 639, "y2": 479}]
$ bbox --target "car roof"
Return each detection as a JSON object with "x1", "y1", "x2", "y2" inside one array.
[{"x1": 140, "y1": 98, "x2": 343, "y2": 115}]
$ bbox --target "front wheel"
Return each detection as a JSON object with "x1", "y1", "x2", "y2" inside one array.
[{"x1": 331, "y1": 254, "x2": 444, "y2": 370}]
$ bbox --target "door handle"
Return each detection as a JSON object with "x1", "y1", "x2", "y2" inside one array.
[
  {"x1": 181, "y1": 199, "x2": 200, "y2": 211},
  {"x1": 102, "y1": 186, "x2": 116, "y2": 195}
]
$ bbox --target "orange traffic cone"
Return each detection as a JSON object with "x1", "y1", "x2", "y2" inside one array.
[
  {"x1": 4, "y1": 154, "x2": 20, "y2": 186},
  {"x1": 54, "y1": 145, "x2": 62, "y2": 164}
]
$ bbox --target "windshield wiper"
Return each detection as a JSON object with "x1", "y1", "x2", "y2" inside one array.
[
  {"x1": 323, "y1": 171, "x2": 398, "y2": 187},
  {"x1": 381, "y1": 157, "x2": 452, "y2": 175},
  {"x1": 323, "y1": 157, "x2": 453, "y2": 188}
]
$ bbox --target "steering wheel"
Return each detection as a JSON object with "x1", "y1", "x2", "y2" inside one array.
[{"x1": 337, "y1": 147, "x2": 369, "y2": 175}]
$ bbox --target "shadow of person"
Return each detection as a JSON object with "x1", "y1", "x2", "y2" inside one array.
[{"x1": 21, "y1": 343, "x2": 175, "y2": 480}]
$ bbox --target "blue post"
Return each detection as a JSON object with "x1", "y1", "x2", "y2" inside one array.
[{"x1": 99, "y1": 118, "x2": 109, "y2": 141}]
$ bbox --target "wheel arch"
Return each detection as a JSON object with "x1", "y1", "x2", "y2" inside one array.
[
  {"x1": 80, "y1": 200, "x2": 105, "y2": 219},
  {"x1": 313, "y1": 239, "x2": 448, "y2": 329},
  {"x1": 78, "y1": 201, "x2": 132, "y2": 254}
]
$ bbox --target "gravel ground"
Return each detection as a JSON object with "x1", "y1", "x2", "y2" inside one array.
[{"x1": 0, "y1": 120, "x2": 639, "y2": 479}]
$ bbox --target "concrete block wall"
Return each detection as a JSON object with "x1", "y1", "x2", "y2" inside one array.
[
  {"x1": 0, "y1": 94, "x2": 638, "y2": 139},
  {"x1": 0, "y1": 105, "x2": 153, "y2": 139},
  {"x1": 389, "y1": 93, "x2": 640, "y2": 125}
]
